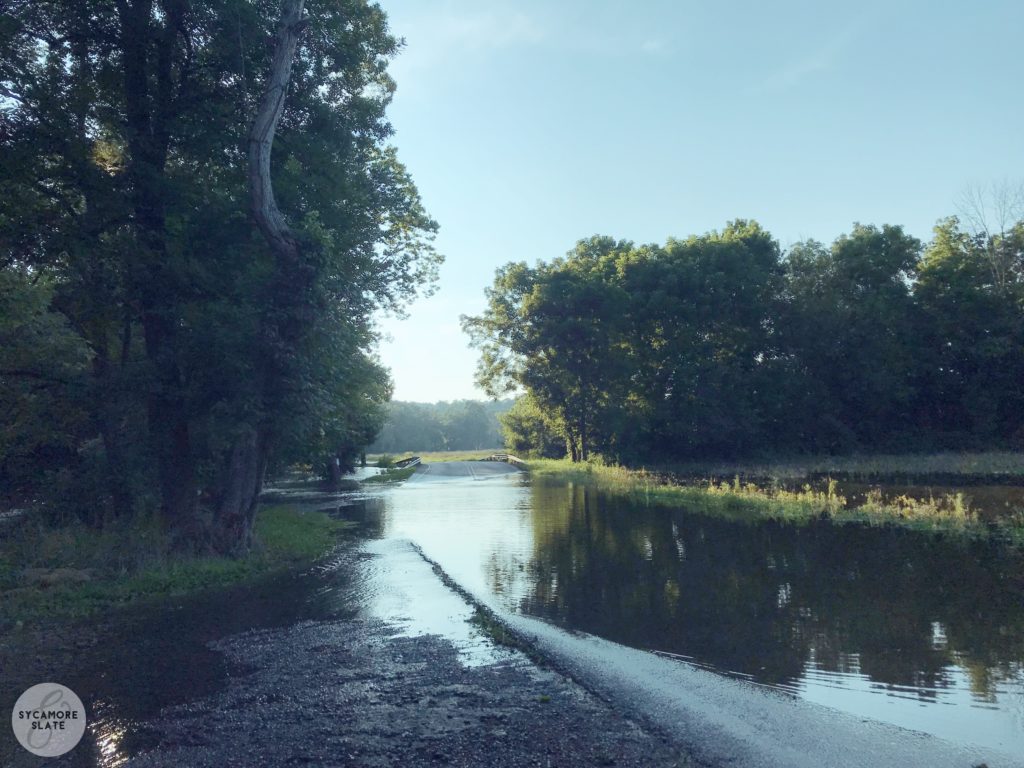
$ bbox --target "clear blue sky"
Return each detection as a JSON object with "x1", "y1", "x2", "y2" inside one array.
[{"x1": 373, "y1": 0, "x2": 1024, "y2": 402}]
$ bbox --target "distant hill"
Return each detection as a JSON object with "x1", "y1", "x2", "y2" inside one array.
[{"x1": 369, "y1": 400, "x2": 514, "y2": 453}]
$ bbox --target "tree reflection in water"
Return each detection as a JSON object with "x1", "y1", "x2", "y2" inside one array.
[{"x1": 509, "y1": 480, "x2": 1024, "y2": 699}]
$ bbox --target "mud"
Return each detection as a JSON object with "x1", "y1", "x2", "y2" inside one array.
[
  {"x1": 125, "y1": 617, "x2": 692, "y2": 767},
  {"x1": 1, "y1": 534, "x2": 694, "y2": 767}
]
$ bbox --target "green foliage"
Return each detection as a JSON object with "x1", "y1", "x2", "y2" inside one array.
[
  {"x1": 525, "y1": 459, "x2": 1021, "y2": 543},
  {"x1": 915, "y1": 217, "x2": 1024, "y2": 444},
  {"x1": 0, "y1": 271, "x2": 92, "y2": 504},
  {"x1": 499, "y1": 393, "x2": 566, "y2": 458},
  {"x1": 362, "y1": 464, "x2": 418, "y2": 483},
  {"x1": 0, "y1": 505, "x2": 351, "y2": 621},
  {"x1": 0, "y1": 1, "x2": 440, "y2": 541},
  {"x1": 466, "y1": 217, "x2": 1024, "y2": 462}
]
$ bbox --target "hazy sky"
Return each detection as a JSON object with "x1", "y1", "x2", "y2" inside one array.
[{"x1": 373, "y1": 0, "x2": 1024, "y2": 402}]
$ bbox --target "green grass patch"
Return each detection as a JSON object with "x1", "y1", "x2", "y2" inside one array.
[
  {"x1": 525, "y1": 458, "x2": 1024, "y2": 545},
  {"x1": 0, "y1": 505, "x2": 352, "y2": 624},
  {"x1": 362, "y1": 464, "x2": 420, "y2": 484},
  {"x1": 367, "y1": 449, "x2": 503, "y2": 464},
  {"x1": 649, "y1": 451, "x2": 1024, "y2": 484}
]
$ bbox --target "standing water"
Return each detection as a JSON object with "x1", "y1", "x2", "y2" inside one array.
[{"x1": 354, "y1": 467, "x2": 1024, "y2": 756}]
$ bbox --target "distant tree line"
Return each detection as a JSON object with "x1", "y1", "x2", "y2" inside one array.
[
  {"x1": 0, "y1": 1, "x2": 439, "y2": 551},
  {"x1": 370, "y1": 400, "x2": 512, "y2": 454},
  {"x1": 465, "y1": 209, "x2": 1024, "y2": 462}
]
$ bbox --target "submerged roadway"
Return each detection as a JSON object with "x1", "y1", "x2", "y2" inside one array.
[
  {"x1": 402, "y1": 460, "x2": 1021, "y2": 768},
  {"x1": 406, "y1": 459, "x2": 522, "y2": 482}
]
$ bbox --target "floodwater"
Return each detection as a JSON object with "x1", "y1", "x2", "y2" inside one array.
[
  {"x1": 5, "y1": 466, "x2": 1021, "y2": 765},
  {"x1": 353, "y1": 467, "x2": 1024, "y2": 757}
]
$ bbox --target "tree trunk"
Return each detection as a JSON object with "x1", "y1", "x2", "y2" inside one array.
[
  {"x1": 211, "y1": 427, "x2": 268, "y2": 555},
  {"x1": 209, "y1": 0, "x2": 310, "y2": 553},
  {"x1": 579, "y1": 414, "x2": 589, "y2": 462},
  {"x1": 119, "y1": 0, "x2": 202, "y2": 544},
  {"x1": 566, "y1": 426, "x2": 580, "y2": 462},
  {"x1": 328, "y1": 456, "x2": 342, "y2": 489},
  {"x1": 248, "y1": 0, "x2": 307, "y2": 264}
]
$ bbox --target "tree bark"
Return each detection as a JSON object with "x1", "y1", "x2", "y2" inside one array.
[
  {"x1": 211, "y1": 0, "x2": 310, "y2": 553},
  {"x1": 119, "y1": 0, "x2": 202, "y2": 545},
  {"x1": 211, "y1": 427, "x2": 268, "y2": 555},
  {"x1": 248, "y1": 0, "x2": 307, "y2": 265}
]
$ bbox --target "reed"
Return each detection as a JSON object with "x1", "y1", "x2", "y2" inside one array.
[{"x1": 525, "y1": 458, "x2": 1021, "y2": 542}]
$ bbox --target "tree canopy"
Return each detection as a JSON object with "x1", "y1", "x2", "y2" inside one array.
[
  {"x1": 465, "y1": 215, "x2": 1024, "y2": 462},
  {"x1": 0, "y1": 0, "x2": 440, "y2": 549}
]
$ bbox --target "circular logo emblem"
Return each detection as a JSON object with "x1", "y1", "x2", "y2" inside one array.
[{"x1": 11, "y1": 683, "x2": 86, "y2": 757}]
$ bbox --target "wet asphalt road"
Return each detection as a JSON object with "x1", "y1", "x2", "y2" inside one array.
[
  {"x1": 407, "y1": 461, "x2": 522, "y2": 482},
  {"x1": 119, "y1": 537, "x2": 692, "y2": 768}
]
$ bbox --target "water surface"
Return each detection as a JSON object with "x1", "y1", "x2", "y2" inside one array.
[{"x1": 365, "y1": 470, "x2": 1024, "y2": 755}]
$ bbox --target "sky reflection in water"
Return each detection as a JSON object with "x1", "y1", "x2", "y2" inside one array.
[{"x1": 365, "y1": 473, "x2": 1024, "y2": 754}]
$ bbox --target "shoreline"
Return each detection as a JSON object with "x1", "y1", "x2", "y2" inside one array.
[
  {"x1": 524, "y1": 454, "x2": 1024, "y2": 546},
  {"x1": 0, "y1": 505, "x2": 353, "y2": 627},
  {"x1": 0, "y1": 525, "x2": 696, "y2": 768},
  {"x1": 2, "y1": 480, "x2": 1019, "y2": 767}
]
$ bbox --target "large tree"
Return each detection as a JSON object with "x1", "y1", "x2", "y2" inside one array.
[
  {"x1": 463, "y1": 236, "x2": 633, "y2": 461},
  {"x1": 0, "y1": 0, "x2": 439, "y2": 550},
  {"x1": 915, "y1": 217, "x2": 1024, "y2": 443},
  {"x1": 780, "y1": 224, "x2": 923, "y2": 450}
]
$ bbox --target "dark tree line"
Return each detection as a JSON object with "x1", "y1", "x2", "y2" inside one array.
[
  {"x1": 0, "y1": 0, "x2": 439, "y2": 551},
  {"x1": 369, "y1": 400, "x2": 512, "y2": 454},
  {"x1": 464, "y1": 213, "x2": 1024, "y2": 462}
]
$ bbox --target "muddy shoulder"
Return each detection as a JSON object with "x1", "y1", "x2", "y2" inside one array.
[
  {"x1": 0, "y1": 539, "x2": 695, "y2": 767},
  {"x1": 126, "y1": 616, "x2": 694, "y2": 767}
]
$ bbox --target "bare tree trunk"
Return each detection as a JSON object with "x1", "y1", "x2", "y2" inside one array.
[
  {"x1": 328, "y1": 456, "x2": 342, "y2": 489},
  {"x1": 249, "y1": 0, "x2": 307, "y2": 263},
  {"x1": 212, "y1": 0, "x2": 310, "y2": 554},
  {"x1": 212, "y1": 427, "x2": 268, "y2": 555}
]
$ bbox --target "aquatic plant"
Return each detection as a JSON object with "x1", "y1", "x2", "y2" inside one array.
[{"x1": 525, "y1": 458, "x2": 1021, "y2": 543}]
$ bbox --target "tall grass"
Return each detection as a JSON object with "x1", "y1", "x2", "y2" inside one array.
[
  {"x1": 652, "y1": 451, "x2": 1024, "y2": 482},
  {"x1": 367, "y1": 449, "x2": 503, "y2": 464},
  {"x1": 362, "y1": 464, "x2": 420, "y2": 484},
  {"x1": 0, "y1": 505, "x2": 351, "y2": 622},
  {"x1": 526, "y1": 458, "x2": 1024, "y2": 543}
]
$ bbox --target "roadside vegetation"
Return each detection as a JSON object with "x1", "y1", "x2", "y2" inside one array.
[
  {"x1": 368, "y1": 449, "x2": 503, "y2": 465},
  {"x1": 654, "y1": 451, "x2": 1024, "y2": 484},
  {"x1": 0, "y1": 3, "x2": 438, "y2": 557},
  {"x1": 526, "y1": 458, "x2": 1024, "y2": 546},
  {"x1": 464, "y1": 209, "x2": 1024, "y2": 467},
  {"x1": 363, "y1": 465, "x2": 421, "y2": 484},
  {"x1": 0, "y1": 506, "x2": 352, "y2": 624}
]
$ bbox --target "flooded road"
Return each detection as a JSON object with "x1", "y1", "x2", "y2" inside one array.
[
  {"x1": 5, "y1": 462, "x2": 1022, "y2": 766},
  {"x1": 356, "y1": 462, "x2": 1024, "y2": 760}
]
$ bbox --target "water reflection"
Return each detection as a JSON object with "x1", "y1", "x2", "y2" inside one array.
[
  {"x1": 377, "y1": 474, "x2": 1024, "y2": 753},
  {"x1": 522, "y1": 482, "x2": 1022, "y2": 691}
]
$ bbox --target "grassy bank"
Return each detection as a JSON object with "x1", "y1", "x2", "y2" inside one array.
[
  {"x1": 649, "y1": 451, "x2": 1024, "y2": 485},
  {"x1": 368, "y1": 449, "x2": 502, "y2": 465},
  {"x1": 362, "y1": 464, "x2": 420, "y2": 483},
  {"x1": 0, "y1": 505, "x2": 352, "y2": 624},
  {"x1": 526, "y1": 457, "x2": 1024, "y2": 545}
]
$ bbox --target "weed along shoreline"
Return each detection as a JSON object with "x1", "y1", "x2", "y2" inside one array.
[
  {"x1": 0, "y1": 505, "x2": 354, "y2": 627},
  {"x1": 524, "y1": 453, "x2": 1024, "y2": 546}
]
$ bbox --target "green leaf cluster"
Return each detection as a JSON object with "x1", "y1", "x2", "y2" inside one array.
[
  {"x1": 0, "y1": 1, "x2": 440, "y2": 542},
  {"x1": 466, "y1": 218, "x2": 1024, "y2": 461}
]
